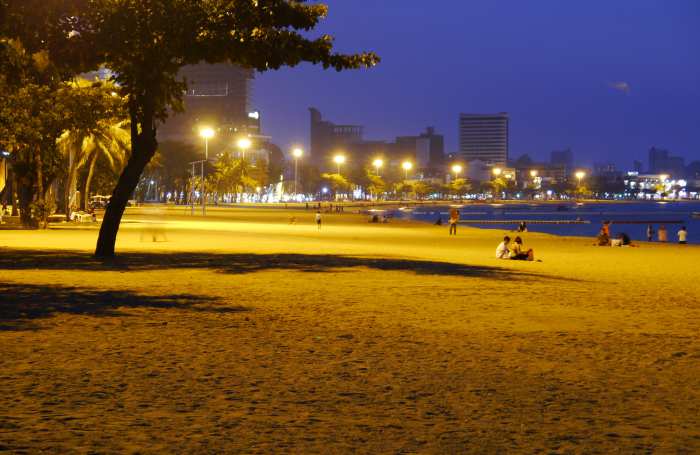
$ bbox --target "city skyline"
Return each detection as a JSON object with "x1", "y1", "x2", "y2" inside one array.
[{"x1": 255, "y1": 0, "x2": 699, "y2": 167}]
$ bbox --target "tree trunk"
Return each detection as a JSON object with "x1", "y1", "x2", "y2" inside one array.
[
  {"x1": 63, "y1": 149, "x2": 77, "y2": 216},
  {"x1": 18, "y1": 178, "x2": 33, "y2": 227},
  {"x1": 35, "y1": 148, "x2": 48, "y2": 229},
  {"x1": 83, "y1": 152, "x2": 98, "y2": 211},
  {"x1": 95, "y1": 97, "x2": 157, "y2": 258},
  {"x1": 11, "y1": 173, "x2": 19, "y2": 216}
]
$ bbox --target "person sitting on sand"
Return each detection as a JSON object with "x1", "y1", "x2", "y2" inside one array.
[
  {"x1": 611, "y1": 232, "x2": 633, "y2": 247},
  {"x1": 596, "y1": 228, "x2": 610, "y2": 246},
  {"x1": 496, "y1": 236, "x2": 510, "y2": 259},
  {"x1": 509, "y1": 236, "x2": 534, "y2": 261}
]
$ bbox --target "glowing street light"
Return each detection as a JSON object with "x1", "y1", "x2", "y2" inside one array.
[
  {"x1": 372, "y1": 158, "x2": 384, "y2": 176},
  {"x1": 659, "y1": 174, "x2": 669, "y2": 182},
  {"x1": 575, "y1": 170, "x2": 586, "y2": 184},
  {"x1": 492, "y1": 167, "x2": 502, "y2": 177},
  {"x1": 451, "y1": 164, "x2": 463, "y2": 180},
  {"x1": 530, "y1": 169, "x2": 538, "y2": 178},
  {"x1": 402, "y1": 161, "x2": 413, "y2": 180},
  {"x1": 197, "y1": 127, "x2": 215, "y2": 215},
  {"x1": 237, "y1": 137, "x2": 252, "y2": 159},
  {"x1": 199, "y1": 127, "x2": 215, "y2": 159},
  {"x1": 333, "y1": 154, "x2": 346, "y2": 175},
  {"x1": 292, "y1": 147, "x2": 303, "y2": 196}
]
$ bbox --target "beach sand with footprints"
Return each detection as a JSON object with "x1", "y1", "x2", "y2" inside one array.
[{"x1": 1, "y1": 207, "x2": 699, "y2": 453}]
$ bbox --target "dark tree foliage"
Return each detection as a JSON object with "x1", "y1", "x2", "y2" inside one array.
[{"x1": 1, "y1": 0, "x2": 378, "y2": 256}]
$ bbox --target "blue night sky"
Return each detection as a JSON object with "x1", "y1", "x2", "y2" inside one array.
[{"x1": 255, "y1": 0, "x2": 700, "y2": 168}]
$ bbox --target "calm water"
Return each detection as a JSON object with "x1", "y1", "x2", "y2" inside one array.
[{"x1": 391, "y1": 201, "x2": 700, "y2": 244}]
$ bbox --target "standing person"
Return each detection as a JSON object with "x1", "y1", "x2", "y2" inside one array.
[
  {"x1": 677, "y1": 226, "x2": 688, "y2": 244},
  {"x1": 646, "y1": 224, "x2": 655, "y2": 242},
  {"x1": 601, "y1": 221, "x2": 611, "y2": 237},
  {"x1": 658, "y1": 225, "x2": 668, "y2": 242},
  {"x1": 315, "y1": 210, "x2": 322, "y2": 230},
  {"x1": 448, "y1": 208, "x2": 459, "y2": 235}
]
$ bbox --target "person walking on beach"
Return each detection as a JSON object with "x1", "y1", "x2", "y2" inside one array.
[
  {"x1": 677, "y1": 226, "x2": 688, "y2": 244},
  {"x1": 315, "y1": 210, "x2": 322, "y2": 230},
  {"x1": 658, "y1": 225, "x2": 668, "y2": 242},
  {"x1": 448, "y1": 208, "x2": 459, "y2": 235},
  {"x1": 646, "y1": 224, "x2": 655, "y2": 242}
]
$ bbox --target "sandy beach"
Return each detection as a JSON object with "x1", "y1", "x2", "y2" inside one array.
[{"x1": 1, "y1": 206, "x2": 699, "y2": 453}]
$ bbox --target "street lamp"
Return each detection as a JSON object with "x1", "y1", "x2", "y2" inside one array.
[
  {"x1": 492, "y1": 167, "x2": 502, "y2": 177},
  {"x1": 198, "y1": 127, "x2": 215, "y2": 215},
  {"x1": 292, "y1": 147, "x2": 303, "y2": 196},
  {"x1": 372, "y1": 158, "x2": 383, "y2": 176},
  {"x1": 530, "y1": 169, "x2": 538, "y2": 178},
  {"x1": 402, "y1": 161, "x2": 413, "y2": 180},
  {"x1": 333, "y1": 154, "x2": 346, "y2": 175},
  {"x1": 451, "y1": 164, "x2": 463, "y2": 180},
  {"x1": 659, "y1": 174, "x2": 669, "y2": 182},
  {"x1": 237, "y1": 137, "x2": 252, "y2": 159},
  {"x1": 199, "y1": 127, "x2": 214, "y2": 159},
  {"x1": 575, "y1": 171, "x2": 586, "y2": 199}
]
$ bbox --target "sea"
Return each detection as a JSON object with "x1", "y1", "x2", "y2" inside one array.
[{"x1": 389, "y1": 201, "x2": 700, "y2": 244}]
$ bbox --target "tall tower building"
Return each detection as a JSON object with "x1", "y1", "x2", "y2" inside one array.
[
  {"x1": 158, "y1": 63, "x2": 255, "y2": 143},
  {"x1": 459, "y1": 113, "x2": 509, "y2": 165}
]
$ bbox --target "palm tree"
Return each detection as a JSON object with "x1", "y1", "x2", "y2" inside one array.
[
  {"x1": 58, "y1": 78, "x2": 129, "y2": 213},
  {"x1": 59, "y1": 119, "x2": 130, "y2": 211}
]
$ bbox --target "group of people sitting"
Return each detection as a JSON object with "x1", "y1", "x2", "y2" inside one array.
[{"x1": 496, "y1": 236, "x2": 536, "y2": 261}]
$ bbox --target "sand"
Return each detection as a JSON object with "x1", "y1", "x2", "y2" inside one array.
[{"x1": 1, "y1": 206, "x2": 699, "y2": 453}]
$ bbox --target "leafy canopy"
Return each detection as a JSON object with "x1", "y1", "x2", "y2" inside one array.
[{"x1": 3, "y1": 0, "x2": 379, "y2": 120}]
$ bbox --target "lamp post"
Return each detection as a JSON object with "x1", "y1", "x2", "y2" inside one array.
[
  {"x1": 451, "y1": 164, "x2": 463, "y2": 181},
  {"x1": 237, "y1": 137, "x2": 252, "y2": 160},
  {"x1": 492, "y1": 167, "x2": 503, "y2": 199},
  {"x1": 333, "y1": 154, "x2": 346, "y2": 175},
  {"x1": 575, "y1": 170, "x2": 586, "y2": 199},
  {"x1": 372, "y1": 158, "x2": 383, "y2": 176},
  {"x1": 529, "y1": 169, "x2": 540, "y2": 194},
  {"x1": 402, "y1": 161, "x2": 413, "y2": 180},
  {"x1": 292, "y1": 147, "x2": 303, "y2": 196},
  {"x1": 199, "y1": 127, "x2": 215, "y2": 215}
]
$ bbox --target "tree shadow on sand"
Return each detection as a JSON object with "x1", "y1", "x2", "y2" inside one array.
[
  {"x1": 0, "y1": 282, "x2": 250, "y2": 331},
  {"x1": 0, "y1": 249, "x2": 578, "y2": 282}
]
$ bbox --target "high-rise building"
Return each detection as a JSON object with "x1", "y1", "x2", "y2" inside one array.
[
  {"x1": 459, "y1": 113, "x2": 509, "y2": 165},
  {"x1": 394, "y1": 127, "x2": 444, "y2": 169},
  {"x1": 648, "y1": 147, "x2": 685, "y2": 177},
  {"x1": 158, "y1": 63, "x2": 255, "y2": 143},
  {"x1": 309, "y1": 108, "x2": 364, "y2": 169},
  {"x1": 550, "y1": 148, "x2": 574, "y2": 169}
]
